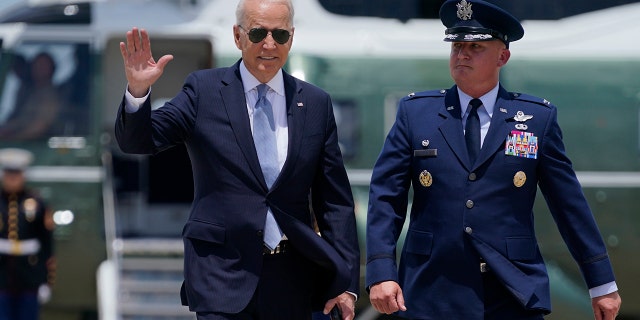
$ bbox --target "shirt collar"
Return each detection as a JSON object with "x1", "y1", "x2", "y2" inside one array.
[
  {"x1": 240, "y1": 61, "x2": 285, "y2": 97},
  {"x1": 458, "y1": 84, "x2": 500, "y2": 117}
]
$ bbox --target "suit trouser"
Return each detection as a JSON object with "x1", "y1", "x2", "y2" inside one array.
[
  {"x1": 483, "y1": 271, "x2": 545, "y2": 320},
  {"x1": 196, "y1": 248, "x2": 314, "y2": 320},
  {"x1": 0, "y1": 291, "x2": 39, "y2": 320}
]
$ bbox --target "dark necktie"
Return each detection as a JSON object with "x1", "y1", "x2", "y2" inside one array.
[
  {"x1": 465, "y1": 98, "x2": 482, "y2": 164},
  {"x1": 253, "y1": 84, "x2": 282, "y2": 249}
]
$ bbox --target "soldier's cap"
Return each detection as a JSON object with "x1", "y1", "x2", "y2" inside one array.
[
  {"x1": 0, "y1": 148, "x2": 33, "y2": 172},
  {"x1": 439, "y1": 0, "x2": 524, "y2": 46}
]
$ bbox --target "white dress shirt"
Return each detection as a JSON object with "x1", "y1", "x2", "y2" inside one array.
[{"x1": 124, "y1": 62, "x2": 289, "y2": 169}]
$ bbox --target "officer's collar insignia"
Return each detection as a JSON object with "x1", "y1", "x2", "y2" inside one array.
[
  {"x1": 456, "y1": 0, "x2": 473, "y2": 20},
  {"x1": 513, "y1": 111, "x2": 533, "y2": 122},
  {"x1": 500, "y1": 108, "x2": 508, "y2": 113}
]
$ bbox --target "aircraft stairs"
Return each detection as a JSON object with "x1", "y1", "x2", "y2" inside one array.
[{"x1": 98, "y1": 238, "x2": 195, "y2": 320}]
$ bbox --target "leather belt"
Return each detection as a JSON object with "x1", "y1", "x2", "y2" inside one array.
[{"x1": 263, "y1": 240, "x2": 289, "y2": 255}]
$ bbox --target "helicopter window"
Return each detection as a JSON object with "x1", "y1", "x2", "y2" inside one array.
[
  {"x1": 333, "y1": 99, "x2": 360, "y2": 162},
  {"x1": 383, "y1": 92, "x2": 407, "y2": 135},
  {"x1": 0, "y1": 42, "x2": 91, "y2": 140}
]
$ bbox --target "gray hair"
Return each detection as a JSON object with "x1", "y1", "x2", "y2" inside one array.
[{"x1": 236, "y1": 0, "x2": 294, "y2": 27}]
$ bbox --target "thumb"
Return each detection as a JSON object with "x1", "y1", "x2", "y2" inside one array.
[
  {"x1": 396, "y1": 288, "x2": 407, "y2": 311},
  {"x1": 322, "y1": 297, "x2": 337, "y2": 314},
  {"x1": 156, "y1": 54, "x2": 174, "y2": 70}
]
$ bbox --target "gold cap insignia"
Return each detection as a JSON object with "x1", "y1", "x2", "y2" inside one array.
[
  {"x1": 419, "y1": 170, "x2": 433, "y2": 187},
  {"x1": 456, "y1": 0, "x2": 473, "y2": 20}
]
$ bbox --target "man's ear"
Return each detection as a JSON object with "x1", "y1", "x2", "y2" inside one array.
[
  {"x1": 233, "y1": 25, "x2": 242, "y2": 48},
  {"x1": 498, "y1": 48, "x2": 511, "y2": 67}
]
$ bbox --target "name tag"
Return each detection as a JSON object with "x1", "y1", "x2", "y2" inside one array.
[{"x1": 414, "y1": 149, "x2": 437, "y2": 157}]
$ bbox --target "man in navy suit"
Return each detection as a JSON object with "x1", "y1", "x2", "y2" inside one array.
[
  {"x1": 115, "y1": 0, "x2": 359, "y2": 319},
  {"x1": 366, "y1": 0, "x2": 621, "y2": 319}
]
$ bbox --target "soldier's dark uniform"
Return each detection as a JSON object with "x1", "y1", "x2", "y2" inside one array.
[{"x1": 0, "y1": 148, "x2": 54, "y2": 320}]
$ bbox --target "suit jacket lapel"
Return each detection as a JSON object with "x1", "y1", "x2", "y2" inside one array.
[
  {"x1": 220, "y1": 62, "x2": 267, "y2": 190},
  {"x1": 273, "y1": 72, "x2": 305, "y2": 189},
  {"x1": 439, "y1": 86, "x2": 473, "y2": 170},
  {"x1": 475, "y1": 86, "x2": 513, "y2": 167}
]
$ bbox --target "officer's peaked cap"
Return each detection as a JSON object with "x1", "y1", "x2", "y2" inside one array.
[
  {"x1": 439, "y1": 0, "x2": 524, "y2": 44},
  {"x1": 0, "y1": 148, "x2": 33, "y2": 172}
]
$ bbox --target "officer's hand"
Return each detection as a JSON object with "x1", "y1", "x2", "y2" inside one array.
[
  {"x1": 119, "y1": 27, "x2": 173, "y2": 98},
  {"x1": 323, "y1": 292, "x2": 355, "y2": 320},
  {"x1": 369, "y1": 281, "x2": 407, "y2": 315},
  {"x1": 592, "y1": 291, "x2": 621, "y2": 320}
]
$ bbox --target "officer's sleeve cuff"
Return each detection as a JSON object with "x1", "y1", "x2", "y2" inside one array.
[
  {"x1": 589, "y1": 281, "x2": 618, "y2": 298},
  {"x1": 124, "y1": 85, "x2": 151, "y2": 113}
]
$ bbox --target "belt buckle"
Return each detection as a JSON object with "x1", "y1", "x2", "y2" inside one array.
[{"x1": 263, "y1": 240, "x2": 287, "y2": 255}]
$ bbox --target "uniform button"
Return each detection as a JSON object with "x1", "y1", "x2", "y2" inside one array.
[
  {"x1": 466, "y1": 200, "x2": 474, "y2": 208},
  {"x1": 465, "y1": 227, "x2": 473, "y2": 234},
  {"x1": 468, "y1": 173, "x2": 477, "y2": 181}
]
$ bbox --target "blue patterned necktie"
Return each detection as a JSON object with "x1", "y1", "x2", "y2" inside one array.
[
  {"x1": 253, "y1": 84, "x2": 282, "y2": 249},
  {"x1": 465, "y1": 98, "x2": 482, "y2": 164}
]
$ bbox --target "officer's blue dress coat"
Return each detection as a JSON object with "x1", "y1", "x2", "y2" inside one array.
[
  {"x1": 366, "y1": 85, "x2": 616, "y2": 319},
  {"x1": 115, "y1": 60, "x2": 360, "y2": 314}
]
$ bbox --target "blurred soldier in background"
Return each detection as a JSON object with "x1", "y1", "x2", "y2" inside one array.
[{"x1": 0, "y1": 148, "x2": 55, "y2": 320}]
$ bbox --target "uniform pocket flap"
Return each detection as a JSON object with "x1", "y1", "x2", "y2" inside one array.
[
  {"x1": 182, "y1": 220, "x2": 226, "y2": 244},
  {"x1": 404, "y1": 229, "x2": 433, "y2": 256}
]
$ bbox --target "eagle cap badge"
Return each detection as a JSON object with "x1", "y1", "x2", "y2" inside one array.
[{"x1": 456, "y1": 0, "x2": 473, "y2": 20}]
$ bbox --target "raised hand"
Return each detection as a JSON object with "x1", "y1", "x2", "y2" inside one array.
[{"x1": 119, "y1": 27, "x2": 174, "y2": 98}]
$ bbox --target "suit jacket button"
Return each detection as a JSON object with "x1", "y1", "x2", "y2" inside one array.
[
  {"x1": 257, "y1": 230, "x2": 264, "y2": 238},
  {"x1": 468, "y1": 173, "x2": 477, "y2": 181},
  {"x1": 466, "y1": 200, "x2": 474, "y2": 208}
]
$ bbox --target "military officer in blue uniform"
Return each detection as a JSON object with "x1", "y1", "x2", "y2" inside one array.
[
  {"x1": 365, "y1": 0, "x2": 622, "y2": 319},
  {"x1": 0, "y1": 148, "x2": 55, "y2": 320}
]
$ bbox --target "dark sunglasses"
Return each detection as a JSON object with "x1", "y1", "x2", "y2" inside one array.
[{"x1": 239, "y1": 25, "x2": 291, "y2": 44}]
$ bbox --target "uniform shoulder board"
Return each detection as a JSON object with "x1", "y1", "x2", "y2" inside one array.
[
  {"x1": 406, "y1": 89, "x2": 447, "y2": 100},
  {"x1": 511, "y1": 92, "x2": 552, "y2": 107}
]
